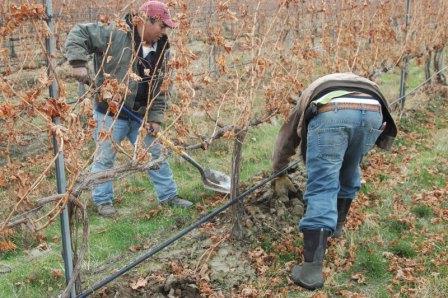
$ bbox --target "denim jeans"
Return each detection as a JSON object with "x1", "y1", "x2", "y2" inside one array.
[
  {"x1": 91, "y1": 111, "x2": 177, "y2": 206},
  {"x1": 299, "y1": 107, "x2": 383, "y2": 232}
]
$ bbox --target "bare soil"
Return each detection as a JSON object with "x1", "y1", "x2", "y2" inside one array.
[{"x1": 89, "y1": 163, "x2": 308, "y2": 297}]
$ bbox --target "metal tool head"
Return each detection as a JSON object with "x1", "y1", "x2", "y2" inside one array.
[{"x1": 203, "y1": 169, "x2": 231, "y2": 194}]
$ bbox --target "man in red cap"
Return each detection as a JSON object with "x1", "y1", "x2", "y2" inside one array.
[
  {"x1": 137, "y1": 1, "x2": 176, "y2": 46},
  {"x1": 65, "y1": 1, "x2": 193, "y2": 217}
]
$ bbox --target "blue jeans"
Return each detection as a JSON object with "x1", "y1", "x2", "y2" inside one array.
[
  {"x1": 299, "y1": 108, "x2": 383, "y2": 232},
  {"x1": 91, "y1": 111, "x2": 177, "y2": 206}
]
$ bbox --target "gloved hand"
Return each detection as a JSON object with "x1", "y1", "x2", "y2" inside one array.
[
  {"x1": 272, "y1": 175, "x2": 297, "y2": 203},
  {"x1": 72, "y1": 66, "x2": 91, "y2": 85}
]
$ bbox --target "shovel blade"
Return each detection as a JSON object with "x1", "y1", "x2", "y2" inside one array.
[{"x1": 203, "y1": 169, "x2": 231, "y2": 194}]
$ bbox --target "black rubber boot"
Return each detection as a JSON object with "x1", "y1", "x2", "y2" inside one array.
[
  {"x1": 291, "y1": 228, "x2": 330, "y2": 290},
  {"x1": 333, "y1": 198, "x2": 352, "y2": 238}
]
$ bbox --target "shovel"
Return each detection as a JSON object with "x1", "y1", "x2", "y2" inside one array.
[{"x1": 121, "y1": 106, "x2": 231, "y2": 194}]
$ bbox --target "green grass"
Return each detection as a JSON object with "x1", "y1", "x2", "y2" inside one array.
[
  {"x1": 386, "y1": 220, "x2": 411, "y2": 235},
  {"x1": 260, "y1": 239, "x2": 273, "y2": 253},
  {"x1": 353, "y1": 247, "x2": 390, "y2": 280},
  {"x1": 277, "y1": 252, "x2": 296, "y2": 264},
  {"x1": 389, "y1": 240, "x2": 417, "y2": 258},
  {"x1": 0, "y1": 257, "x2": 65, "y2": 297},
  {"x1": 377, "y1": 60, "x2": 425, "y2": 102},
  {"x1": 411, "y1": 204, "x2": 433, "y2": 218}
]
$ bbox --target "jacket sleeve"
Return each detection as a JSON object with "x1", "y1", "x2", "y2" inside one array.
[
  {"x1": 64, "y1": 23, "x2": 112, "y2": 65},
  {"x1": 147, "y1": 49, "x2": 171, "y2": 123},
  {"x1": 272, "y1": 108, "x2": 301, "y2": 172}
]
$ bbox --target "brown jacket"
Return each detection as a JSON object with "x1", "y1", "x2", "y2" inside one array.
[{"x1": 272, "y1": 73, "x2": 397, "y2": 171}]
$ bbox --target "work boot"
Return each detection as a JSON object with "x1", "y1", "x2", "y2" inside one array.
[
  {"x1": 333, "y1": 198, "x2": 352, "y2": 238},
  {"x1": 97, "y1": 203, "x2": 117, "y2": 217},
  {"x1": 291, "y1": 228, "x2": 330, "y2": 290},
  {"x1": 161, "y1": 195, "x2": 193, "y2": 208}
]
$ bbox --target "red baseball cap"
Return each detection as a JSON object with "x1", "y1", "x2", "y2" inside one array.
[{"x1": 139, "y1": 1, "x2": 176, "y2": 28}]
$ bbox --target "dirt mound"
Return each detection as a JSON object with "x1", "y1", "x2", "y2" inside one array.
[
  {"x1": 91, "y1": 164, "x2": 307, "y2": 296},
  {"x1": 243, "y1": 162, "x2": 307, "y2": 235}
]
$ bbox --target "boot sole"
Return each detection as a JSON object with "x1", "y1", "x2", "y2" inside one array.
[
  {"x1": 294, "y1": 279, "x2": 323, "y2": 291},
  {"x1": 291, "y1": 266, "x2": 324, "y2": 290}
]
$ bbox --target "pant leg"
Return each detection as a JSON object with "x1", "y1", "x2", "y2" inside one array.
[
  {"x1": 338, "y1": 110, "x2": 383, "y2": 199},
  {"x1": 91, "y1": 111, "x2": 129, "y2": 205},
  {"x1": 128, "y1": 120, "x2": 178, "y2": 202},
  {"x1": 338, "y1": 155, "x2": 361, "y2": 200},
  {"x1": 299, "y1": 111, "x2": 349, "y2": 232}
]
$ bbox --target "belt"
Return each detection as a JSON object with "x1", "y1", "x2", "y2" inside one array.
[{"x1": 318, "y1": 102, "x2": 381, "y2": 113}]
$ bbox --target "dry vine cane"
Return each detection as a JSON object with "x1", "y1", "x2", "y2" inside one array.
[{"x1": 1, "y1": 0, "x2": 447, "y2": 273}]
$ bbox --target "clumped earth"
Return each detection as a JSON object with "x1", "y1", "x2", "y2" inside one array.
[{"x1": 94, "y1": 162, "x2": 308, "y2": 297}]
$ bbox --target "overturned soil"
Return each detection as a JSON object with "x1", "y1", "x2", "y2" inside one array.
[{"x1": 91, "y1": 162, "x2": 308, "y2": 297}]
